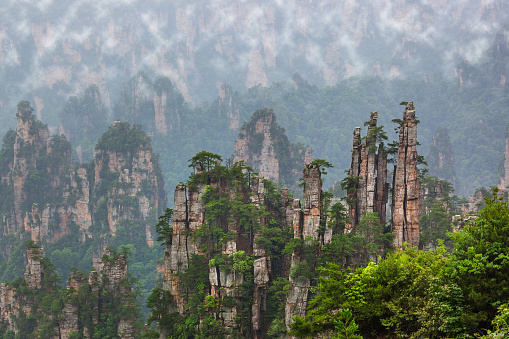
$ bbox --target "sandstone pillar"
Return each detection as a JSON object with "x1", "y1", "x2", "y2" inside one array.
[{"x1": 391, "y1": 102, "x2": 420, "y2": 248}]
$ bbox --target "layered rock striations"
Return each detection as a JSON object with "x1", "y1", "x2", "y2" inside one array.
[
  {"x1": 0, "y1": 245, "x2": 138, "y2": 338},
  {"x1": 346, "y1": 106, "x2": 420, "y2": 249},
  {"x1": 234, "y1": 108, "x2": 312, "y2": 187},
  {"x1": 284, "y1": 163, "x2": 333, "y2": 335},
  {"x1": 391, "y1": 102, "x2": 420, "y2": 248},
  {"x1": 0, "y1": 103, "x2": 166, "y2": 275},
  {"x1": 347, "y1": 112, "x2": 388, "y2": 229},
  {"x1": 161, "y1": 157, "x2": 332, "y2": 337}
]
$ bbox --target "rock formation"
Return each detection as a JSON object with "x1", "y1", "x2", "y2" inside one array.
[
  {"x1": 114, "y1": 73, "x2": 184, "y2": 137},
  {"x1": 160, "y1": 156, "x2": 323, "y2": 336},
  {"x1": 500, "y1": 124, "x2": 509, "y2": 189},
  {"x1": 284, "y1": 163, "x2": 332, "y2": 335},
  {"x1": 234, "y1": 108, "x2": 312, "y2": 187},
  {"x1": 164, "y1": 162, "x2": 264, "y2": 334},
  {"x1": 219, "y1": 83, "x2": 241, "y2": 131},
  {"x1": 0, "y1": 245, "x2": 138, "y2": 338},
  {"x1": 0, "y1": 103, "x2": 166, "y2": 277},
  {"x1": 160, "y1": 154, "x2": 335, "y2": 337},
  {"x1": 391, "y1": 102, "x2": 420, "y2": 248},
  {"x1": 347, "y1": 112, "x2": 388, "y2": 229}
]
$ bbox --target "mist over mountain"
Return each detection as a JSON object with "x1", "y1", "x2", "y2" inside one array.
[
  {"x1": 3, "y1": 2, "x2": 509, "y2": 337},
  {"x1": 0, "y1": 0, "x2": 505, "y2": 129},
  {"x1": 0, "y1": 0, "x2": 507, "y2": 199}
]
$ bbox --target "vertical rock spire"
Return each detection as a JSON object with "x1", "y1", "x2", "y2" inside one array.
[
  {"x1": 348, "y1": 127, "x2": 361, "y2": 228},
  {"x1": 391, "y1": 102, "x2": 420, "y2": 248},
  {"x1": 500, "y1": 124, "x2": 509, "y2": 189},
  {"x1": 347, "y1": 112, "x2": 388, "y2": 229}
]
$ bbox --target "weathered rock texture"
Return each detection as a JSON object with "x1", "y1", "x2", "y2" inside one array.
[
  {"x1": 391, "y1": 102, "x2": 420, "y2": 248},
  {"x1": 161, "y1": 159, "x2": 333, "y2": 337},
  {"x1": 0, "y1": 106, "x2": 166, "y2": 267},
  {"x1": 0, "y1": 247, "x2": 136, "y2": 338},
  {"x1": 234, "y1": 108, "x2": 311, "y2": 187},
  {"x1": 284, "y1": 163, "x2": 332, "y2": 335},
  {"x1": 164, "y1": 163, "x2": 260, "y2": 334},
  {"x1": 347, "y1": 112, "x2": 388, "y2": 229},
  {"x1": 93, "y1": 121, "x2": 166, "y2": 247}
]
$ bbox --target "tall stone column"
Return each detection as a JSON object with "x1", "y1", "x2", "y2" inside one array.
[
  {"x1": 347, "y1": 112, "x2": 388, "y2": 229},
  {"x1": 347, "y1": 127, "x2": 362, "y2": 229},
  {"x1": 391, "y1": 102, "x2": 420, "y2": 248}
]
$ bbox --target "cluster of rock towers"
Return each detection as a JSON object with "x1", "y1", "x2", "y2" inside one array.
[{"x1": 347, "y1": 102, "x2": 420, "y2": 248}]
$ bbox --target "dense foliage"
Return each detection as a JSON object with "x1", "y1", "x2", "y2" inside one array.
[
  {"x1": 146, "y1": 152, "x2": 396, "y2": 337},
  {"x1": 291, "y1": 188, "x2": 509, "y2": 338},
  {"x1": 0, "y1": 243, "x2": 142, "y2": 338}
]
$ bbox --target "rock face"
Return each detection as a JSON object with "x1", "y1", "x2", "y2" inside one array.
[
  {"x1": 93, "y1": 121, "x2": 167, "y2": 247},
  {"x1": 347, "y1": 112, "x2": 388, "y2": 229},
  {"x1": 0, "y1": 247, "x2": 137, "y2": 338},
  {"x1": 284, "y1": 163, "x2": 332, "y2": 335},
  {"x1": 233, "y1": 108, "x2": 311, "y2": 187},
  {"x1": 1, "y1": 101, "x2": 85, "y2": 242},
  {"x1": 161, "y1": 158, "x2": 333, "y2": 337},
  {"x1": 219, "y1": 83, "x2": 241, "y2": 131},
  {"x1": 391, "y1": 102, "x2": 420, "y2": 248},
  {"x1": 0, "y1": 104, "x2": 166, "y2": 269},
  {"x1": 164, "y1": 163, "x2": 262, "y2": 333}
]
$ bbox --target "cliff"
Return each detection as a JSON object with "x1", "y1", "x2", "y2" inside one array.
[
  {"x1": 234, "y1": 108, "x2": 312, "y2": 187},
  {"x1": 0, "y1": 102, "x2": 166, "y2": 282},
  {"x1": 391, "y1": 102, "x2": 420, "y2": 248},
  {"x1": 163, "y1": 161, "x2": 278, "y2": 337},
  {"x1": 0, "y1": 244, "x2": 139, "y2": 338},
  {"x1": 92, "y1": 121, "x2": 167, "y2": 247},
  {"x1": 159, "y1": 154, "x2": 337, "y2": 338}
]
